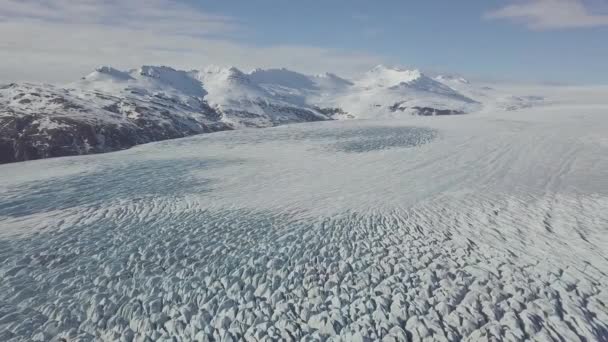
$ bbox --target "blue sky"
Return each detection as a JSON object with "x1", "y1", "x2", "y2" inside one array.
[
  {"x1": 197, "y1": 0, "x2": 608, "y2": 84},
  {"x1": 1, "y1": 0, "x2": 607, "y2": 83}
]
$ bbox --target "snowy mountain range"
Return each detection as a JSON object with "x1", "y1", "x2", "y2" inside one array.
[{"x1": 0, "y1": 64, "x2": 539, "y2": 164}]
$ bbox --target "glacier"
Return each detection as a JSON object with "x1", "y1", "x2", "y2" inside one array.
[{"x1": 1, "y1": 86, "x2": 607, "y2": 341}]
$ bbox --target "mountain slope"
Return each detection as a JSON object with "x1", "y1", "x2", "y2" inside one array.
[
  {"x1": 320, "y1": 65, "x2": 481, "y2": 118},
  {"x1": 0, "y1": 80, "x2": 227, "y2": 164},
  {"x1": 197, "y1": 66, "x2": 331, "y2": 128},
  {"x1": 0, "y1": 66, "x2": 336, "y2": 163}
]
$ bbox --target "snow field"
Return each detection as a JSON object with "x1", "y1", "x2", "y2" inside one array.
[{"x1": 1, "y1": 103, "x2": 607, "y2": 341}]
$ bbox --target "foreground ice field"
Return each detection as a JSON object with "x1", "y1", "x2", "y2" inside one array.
[{"x1": 1, "y1": 98, "x2": 607, "y2": 341}]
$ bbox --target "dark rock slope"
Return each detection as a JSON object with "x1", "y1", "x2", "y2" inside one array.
[{"x1": 0, "y1": 82, "x2": 328, "y2": 164}]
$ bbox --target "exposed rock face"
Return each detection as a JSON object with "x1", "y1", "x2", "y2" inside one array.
[
  {"x1": 314, "y1": 107, "x2": 355, "y2": 119},
  {"x1": 390, "y1": 102, "x2": 465, "y2": 116},
  {"x1": 0, "y1": 115, "x2": 104, "y2": 163},
  {"x1": 410, "y1": 107, "x2": 465, "y2": 116},
  {"x1": 0, "y1": 114, "x2": 230, "y2": 164},
  {"x1": 0, "y1": 83, "x2": 233, "y2": 164}
]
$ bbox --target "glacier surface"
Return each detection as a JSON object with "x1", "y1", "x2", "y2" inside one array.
[{"x1": 0, "y1": 98, "x2": 607, "y2": 341}]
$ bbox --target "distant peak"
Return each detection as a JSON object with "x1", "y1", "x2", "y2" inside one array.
[
  {"x1": 360, "y1": 65, "x2": 426, "y2": 87},
  {"x1": 368, "y1": 65, "x2": 423, "y2": 76},
  {"x1": 203, "y1": 65, "x2": 244, "y2": 75},
  {"x1": 95, "y1": 66, "x2": 122, "y2": 74},
  {"x1": 371, "y1": 64, "x2": 390, "y2": 71},
  {"x1": 227, "y1": 66, "x2": 245, "y2": 74},
  {"x1": 370, "y1": 64, "x2": 417, "y2": 72},
  {"x1": 203, "y1": 65, "x2": 233, "y2": 71},
  {"x1": 313, "y1": 72, "x2": 354, "y2": 87},
  {"x1": 249, "y1": 67, "x2": 300, "y2": 75},
  {"x1": 139, "y1": 65, "x2": 182, "y2": 78},
  {"x1": 435, "y1": 75, "x2": 470, "y2": 84},
  {"x1": 248, "y1": 67, "x2": 319, "y2": 89},
  {"x1": 86, "y1": 66, "x2": 133, "y2": 81},
  {"x1": 200, "y1": 65, "x2": 249, "y2": 84},
  {"x1": 316, "y1": 72, "x2": 339, "y2": 79}
]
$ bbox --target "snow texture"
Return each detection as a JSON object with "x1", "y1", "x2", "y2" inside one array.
[{"x1": 1, "y1": 89, "x2": 607, "y2": 341}]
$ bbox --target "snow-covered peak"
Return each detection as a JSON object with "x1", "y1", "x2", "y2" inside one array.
[
  {"x1": 359, "y1": 65, "x2": 425, "y2": 88},
  {"x1": 315, "y1": 72, "x2": 348, "y2": 81},
  {"x1": 359, "y1": 65, "x2": 476, "y2": 100},
  {"x1": 435, "y1": 74, "x2": 470, "y2": 85},
  {"x1": 197, "y1": 66, "x2": 269, "y2": 111},
  {"x1": 369, "y1": 64, "x2": 422, "y2": 75},
  {"x1": 133, "y1": 65, "x2": 202, "y2": 96},
  {"x1": 138, "y1": 65, "x2": 180, "y2": 78},
  {"x1": 312, "y1": 72, "x2": 354, "y2": 89},
  {"x1": 84, "y1": 66, "x2": 134, "y2": 82},
  {"x1": 77, "y1": 65, "x2": 205, "y2": 97},
  {"x1": 138, "y1": 65, "x2": 197, "y2": 84},
  {"x1": 249, "y1": 68, "x2": 317, "y2": 90},
  {"x1": 203, "y1": 65, "x2": 240, "y2": 73},
  {"x1": 200, "y1": 66, "x2": 248, "y2": 83}
]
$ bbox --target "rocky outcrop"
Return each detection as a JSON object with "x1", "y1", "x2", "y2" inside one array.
[
  {"x1": 390, "y1": 102, "x2": 465, "y2": 116},
  {"x1": 0, "y1": 113, "x2": 231, "y2": 164},
  {"x1": 0, "y1": 82, "x2": 236, "y2": 164}
]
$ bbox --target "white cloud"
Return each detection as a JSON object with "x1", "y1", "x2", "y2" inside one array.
[
  {"x1": 484, "y1": 0, "x2": 608, "y2": 29},
  {"x1": 0, "y1": 0, "x2": 239, "y2": 36},
  {"x1": 0, "y1": 0, "x2": 383, "y2": 83}
]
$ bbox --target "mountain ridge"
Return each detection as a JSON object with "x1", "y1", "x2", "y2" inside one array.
[{"x1": 0, "y1": 64, "x2": 526, "y2": 164}]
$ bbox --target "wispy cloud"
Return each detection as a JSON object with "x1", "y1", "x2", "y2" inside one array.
[
  {"x1": 484, "y1": 0, "x2": 608, "y2": 29},
  {"x1": 0, "y1": 0, "x2": 240, "y2": 37},
  {"x1": 0, "y1": 0, "x2": 383, "y2": 82}
]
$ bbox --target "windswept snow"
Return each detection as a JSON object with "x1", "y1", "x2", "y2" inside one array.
[{"x1": 1, "y1": 92, "x2": 607, "y2": 341}]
